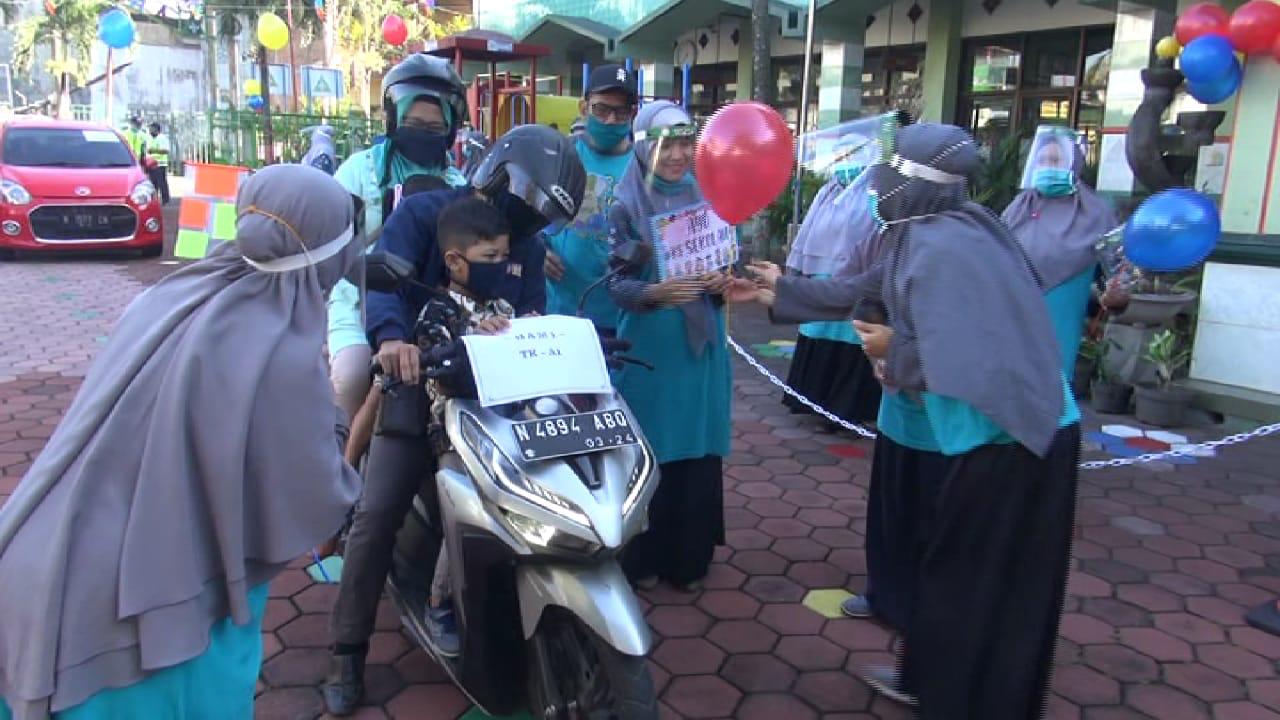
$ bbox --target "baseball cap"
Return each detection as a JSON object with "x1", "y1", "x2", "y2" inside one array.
[{"x1": 584, "y1": 64, "x2": 638, "y2": 103}]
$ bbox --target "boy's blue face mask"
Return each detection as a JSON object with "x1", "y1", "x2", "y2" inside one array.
[
  {"x1": 586, "y1": 116, "x2": 631, "y2": 150},
  {"x1": 1033, "y1": 168, "x2": 1076, "y2": 198}
]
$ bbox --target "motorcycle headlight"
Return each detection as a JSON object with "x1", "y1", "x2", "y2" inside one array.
[
  {"x1": 622, "y1": 445, "x2": 654, "y2": 517},
  {"x1": 1, "y1": 180, "x2": 31, "y2": 205},
  {"x1": 130, "y1": 180, "x2": 156, "y2": 207},
  {"x1": 460, "y1": 413, "x2": 590, "y2": 527},
  {"x1": 502, "y1": 509, "x2": 602, "y2": 555}
]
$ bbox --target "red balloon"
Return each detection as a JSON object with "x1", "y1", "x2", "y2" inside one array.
[
  {"x1": 382, "y1": 14, "x2": 408, "y2": 46},
  {"x1": 1176, "y1": 3, "x2": 1231, "y2": 45},
  {"x1": 694, "y1": 102, "x2": 795, "y2": 225},
  {"x1": 1229, "y1": 0, "x2": 1280, "y2": 53}
]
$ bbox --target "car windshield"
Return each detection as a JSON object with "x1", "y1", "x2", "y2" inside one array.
[{"x1": 1, "y1": 127, "x2": 135, "y2": 168}]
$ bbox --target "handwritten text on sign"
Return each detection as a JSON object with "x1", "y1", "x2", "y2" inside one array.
[
  {"x1": 651, "y1": 202, "x2": 737, "y2": 280},
  {"x1": 461, "y1": 315, "x2": 612, "y2": 407}
]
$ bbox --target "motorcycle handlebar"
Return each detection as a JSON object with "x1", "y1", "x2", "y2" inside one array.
[{"x1": 368, "y1": 332, "x2": 647, "y2": 381}]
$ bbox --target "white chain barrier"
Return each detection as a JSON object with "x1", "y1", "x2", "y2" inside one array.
[{"x1": 726, "y1": 337, "x2": 1280, "y2": 471}]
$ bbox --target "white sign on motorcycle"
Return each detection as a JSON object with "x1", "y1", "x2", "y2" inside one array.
[{"x1": 461, "y1": 315, "x2": 613, "y2": 407}]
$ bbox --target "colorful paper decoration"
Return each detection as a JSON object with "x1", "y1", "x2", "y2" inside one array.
[{"x1": 174, "y1": 163, "x2": 249, "y2": 259}]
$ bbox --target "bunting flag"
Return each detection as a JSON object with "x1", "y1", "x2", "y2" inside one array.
[{"x1": 173, "y1": 163, "x2": 249, "y2": 259}]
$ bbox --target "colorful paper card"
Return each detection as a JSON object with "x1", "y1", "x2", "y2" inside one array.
[
  {"x1": 178, "y1": 197, "x2": 211, "y2": 229},
  {"x1": 649, "y1": 202, "x2": 737, "y2": 280},
  {"x1": 211, "y1": 202, "x2": 238, "y2": 241},
  {"x1": 191, "y1": 162, "x2": 248, "y2": 198},
  {"x1": 174, "y1": 229, "x2": 209, "y2": 259}
]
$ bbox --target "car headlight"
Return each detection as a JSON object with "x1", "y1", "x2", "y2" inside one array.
[
  {"x1": 622, "y1": 444, "x2": 654, "y2": 516},
  {"x1": 1, "y1": 180, "x2": 31, "y2": 205},
  {"x1": 459, "y1": 413, "x2": 589, "y2": 527},
  {"x1": 130, "y1": 180, "x2": 156, "y2": 207}
]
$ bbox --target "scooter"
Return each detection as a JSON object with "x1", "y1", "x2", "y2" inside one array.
[{"x1": 364, "y1": 249, "x2": 661, "y2": 719}]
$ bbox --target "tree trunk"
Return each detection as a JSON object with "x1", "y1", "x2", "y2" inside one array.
[
  {"x1": 750, "y1": 0, "x2": 772, "y2": 104},
  {"x1": 322, "y1": 0, "x2": 336, "y2": 67}
]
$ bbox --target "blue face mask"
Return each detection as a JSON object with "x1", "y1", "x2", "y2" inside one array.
[
  {"x1": 652, "y1": 172, "x2": 694, "y2": 196},
  {"x1": 586, "y1": 116, "x2": 631, "y2": 151},
  {"x1": 867, "y1": 189, "x2": 886, "y2": 230},
  {"x1": 1033, "y1": 168, "x2": 1076, "y2": 197},
  {"x1": 833, "y1": 164, "x2": 863, "y2": 187}
]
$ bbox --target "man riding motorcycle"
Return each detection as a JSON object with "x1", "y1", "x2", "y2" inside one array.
[{"x1": 323, "y1": 123, "x2": 587, "y2": 716}]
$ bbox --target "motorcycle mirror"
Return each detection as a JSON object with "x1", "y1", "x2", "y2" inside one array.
[
  {"x1": 364, "y1": 251, "x2": 416, "y2": 293},
  {"x1": 609, "y1": 241, "x2": 653, "y2": 272}
]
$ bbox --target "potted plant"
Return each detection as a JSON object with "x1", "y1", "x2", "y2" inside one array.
[
  {"x1": 1083, "y1": 337, "x2": 1133, "y2": 414},
  {"x1": 1111, "y1": 268, "x2": 1200, "y2": 327},
  {"x1": 1134, "y1": 329, "x2": 1194, "y2": 427}
]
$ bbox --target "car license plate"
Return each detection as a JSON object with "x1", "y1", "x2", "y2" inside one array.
[{"x1": 512, "y1": 409, "x2": 639, "y2": 461}]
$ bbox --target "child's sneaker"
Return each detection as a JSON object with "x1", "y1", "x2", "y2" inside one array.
[{"x1": 426, "y1": 601, "x2": 461, "y2": 657}]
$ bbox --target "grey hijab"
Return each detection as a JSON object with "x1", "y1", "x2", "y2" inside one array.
[
  {"x1": 613, "y1": 101, "x2": 717, "y2": 353},
  {"x1": 786, "y1": 171, "x2": 883, "y2": 278},
  {"x1": 1001, "y1": 142, "x2": 1117, "y2": 290},
  {"x1": 0, "y1": 164, "x2": 362, "y2": 717},
  {"x1": 871, "y1": 123, "x2": 1064, "y2": 457}
]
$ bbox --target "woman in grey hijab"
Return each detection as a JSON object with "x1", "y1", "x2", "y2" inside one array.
[
  {"x1": 1002, "y1": 125, "x2": 1123, "y2": 369},
  {"x1": 606, "y1": 101, "x2": 732, "y2": 593},
  {"x1": 746, "y1": 123, "x2": 1081, "y2": 718},
  {"x1": 781, "y1": 132, "x2": 884, "y2": 430},
  {"x1": 0, "y1": 164, "x2": 362, "y2": 719}
]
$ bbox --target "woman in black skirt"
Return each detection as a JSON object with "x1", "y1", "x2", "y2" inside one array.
[
  {"x1": 746, "y1": 123, "x2": 1082, "y2": 719},
  {"x1": 782, "y1": 134, "x2": 883, "y2": 428}
]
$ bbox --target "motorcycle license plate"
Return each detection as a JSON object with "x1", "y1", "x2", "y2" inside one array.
[{"x1": 512, "y1": 409, "x2": 639, "y2": 461}]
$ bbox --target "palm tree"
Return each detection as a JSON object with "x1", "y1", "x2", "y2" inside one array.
[{"x1": 12, "y1": 0, "x2": 104, "y2": 118}]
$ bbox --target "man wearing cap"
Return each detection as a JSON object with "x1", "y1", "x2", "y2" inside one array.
[{"x1": 543, "y1": 64, "x2": 638, "y2": 333}]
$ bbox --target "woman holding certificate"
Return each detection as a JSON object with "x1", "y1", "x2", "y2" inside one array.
[{"x1": 606, "y1": 101, "x2": 735, "y2": 593}]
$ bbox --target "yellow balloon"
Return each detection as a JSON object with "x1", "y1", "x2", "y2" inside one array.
[
  {"x1": 257, "y1": 12, "x2": 289, "y2": 51},
  {"x1": 1155, "y1": 35, "x2": 1181, "y2": 60},
  {"x1": 243, "y1": 78, "x2": 261, "y2": 96}
]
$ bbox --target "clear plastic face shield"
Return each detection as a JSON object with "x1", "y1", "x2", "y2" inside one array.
[
  {"x1": 1020, "y1": 125, "x2": 1083, "y2": 193},
  {"x1": 640, "y1": 123, "x2": 698, "y2": 183},
  {"x1": 796, "y1": 112, "x2": 902, "y2": 218}
]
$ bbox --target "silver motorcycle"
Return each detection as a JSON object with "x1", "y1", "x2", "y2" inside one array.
[{"x1": 365, "y1": 251, "x2": 661, "y2": 719}]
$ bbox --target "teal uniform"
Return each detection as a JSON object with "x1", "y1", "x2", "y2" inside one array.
[
  {"x1": 545, "y1": 138, "x2": 632, "y2": 329},
  {"x1": 0, "y1": 585, "x2": 268, "y2": 720},
  {"x1": 615, "y1": 262, "x2": 732, "y2": 464},
  {"x1": 878, "y1": 375, "x2": 1079, "y2": 456},
  {"x1": 797, "y1": 273, "x2": 860, "y2": 345},
  {"x1": 1043, "y1": 267, "x2": 1096, "y2": 372}
]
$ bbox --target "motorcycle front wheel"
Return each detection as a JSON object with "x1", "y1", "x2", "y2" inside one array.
[{"x1": 527, "y1": 610, "x2": 658, "y2": 720}]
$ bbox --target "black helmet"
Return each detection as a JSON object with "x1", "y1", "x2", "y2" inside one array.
[
  {"x1": 471, "y1": 124, "x2": 586, "y2": 237},
  {"x1": 381, "y1": 53, "x2": 468, "y2": 141}
]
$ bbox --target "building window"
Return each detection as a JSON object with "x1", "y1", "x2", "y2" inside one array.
[
  {"x1": 862, "y1": 44, "x2": 926, "y2": 120},
  {"x1": 958, "y1": 25, "x2": 1114, "y2": 167}
]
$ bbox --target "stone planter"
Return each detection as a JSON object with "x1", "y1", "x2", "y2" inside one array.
[
  {"x1": 1090, "y1": 379, "x2": 1133, "y2": 415},
  {"x1": 1111, "y1": 291, "x2": 1197, "y2": 327},
  {"x1": 1134, "y1": 385, "x2": 1195, "y2": 428}
]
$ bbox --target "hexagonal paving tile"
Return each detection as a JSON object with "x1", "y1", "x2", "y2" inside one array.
[{"x1": 720, "y1": 652, "x2": 799, "y2": 693}]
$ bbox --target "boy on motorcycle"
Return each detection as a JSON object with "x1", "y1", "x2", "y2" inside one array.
[
  {"x1": 323, "y1": 123, "x2": 586, "y2": 716},
  {"x1": 412, "y1": 197, "x2": 516, "y2": 656}
]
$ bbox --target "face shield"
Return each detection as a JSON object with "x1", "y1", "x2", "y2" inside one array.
[
  {"x1": 797, "y1": 113, "x2": 900, "y2": 183},
  {"x1": 1020, "y1": 125, "x2": 1082, "y2": 192},
  {"x1": 638, "y1": 123, "x2": 697, "y2": 181}
]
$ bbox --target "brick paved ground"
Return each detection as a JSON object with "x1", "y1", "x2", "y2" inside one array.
[{"x1": 3, "y1": 256, "x2": 1280, "y2": 719}]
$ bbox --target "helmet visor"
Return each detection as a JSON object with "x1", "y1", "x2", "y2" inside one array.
[{"x1": 506, "y1": 163, "x2": 575, "y2": 236}]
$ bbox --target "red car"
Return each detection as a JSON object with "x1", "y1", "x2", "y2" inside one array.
[{"x1": 0, "y1": 117, "x2": 164, "y2": 258}]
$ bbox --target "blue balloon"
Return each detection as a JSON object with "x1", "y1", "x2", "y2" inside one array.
[
  {"x1": 1180, "y1": 35, "x2": 1236, "y2": 84},
  {"x1": 1123, "y1": 189, "x2": 1221, "y2": 273},
  {"x1": 246, "y1": 95, "x2": 265, "y2": 111},
  {"x1": 98, "y1": 9, "x2": 136, "y2": 50},
  {"x1": 1188, "y1": 59, "x2": 1242, "y2": 104}
]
